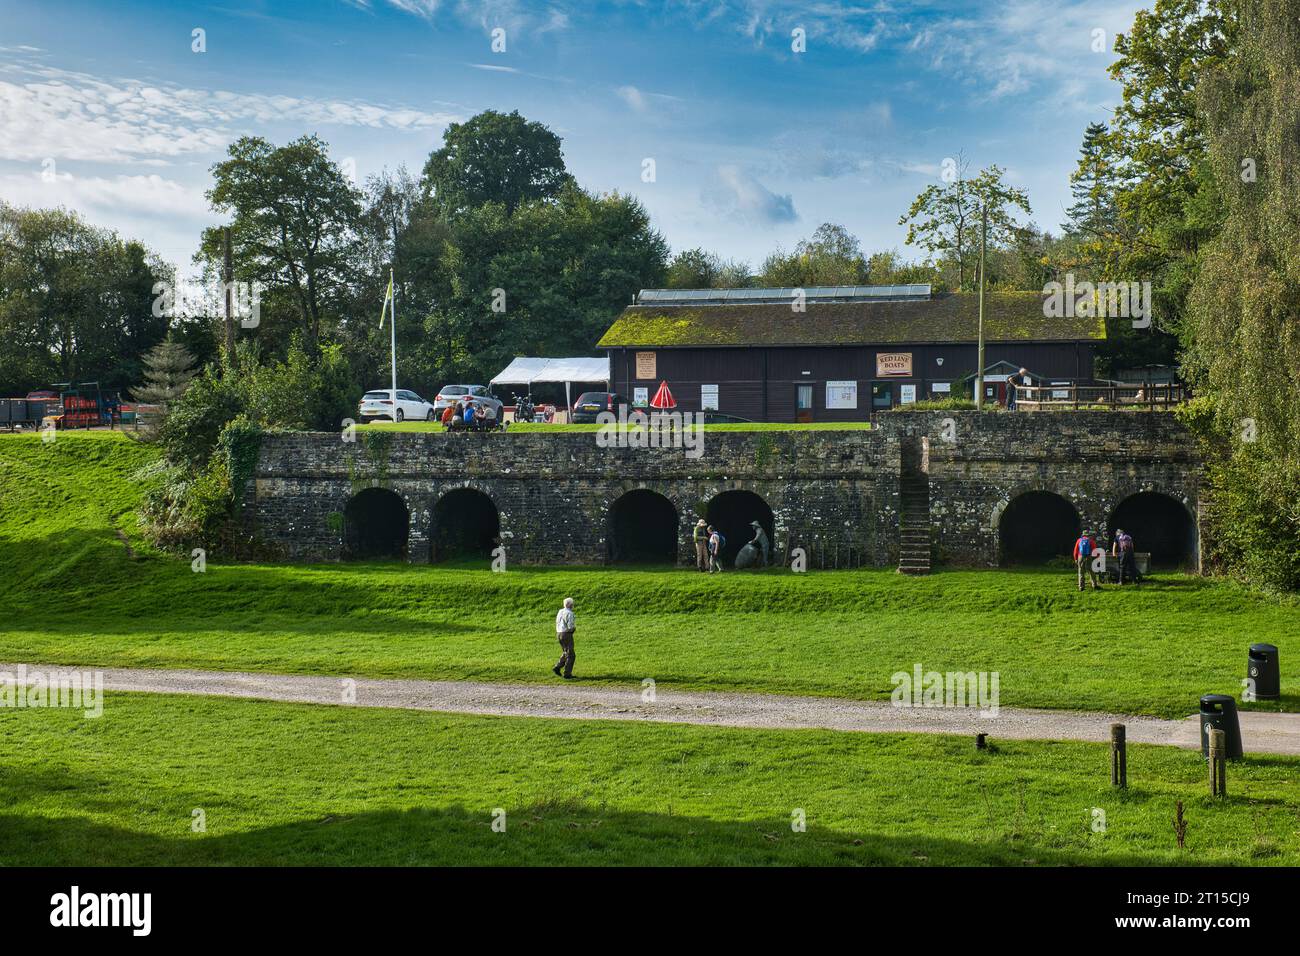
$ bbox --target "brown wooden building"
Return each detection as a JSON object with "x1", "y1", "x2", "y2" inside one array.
[{"x1": 597, "y1": 286, "x2": 1106, "y2": 422}]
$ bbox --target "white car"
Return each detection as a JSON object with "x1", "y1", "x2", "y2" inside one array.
[{"x1": 358, "y1": 388, "x2": 437, "y2": 423}]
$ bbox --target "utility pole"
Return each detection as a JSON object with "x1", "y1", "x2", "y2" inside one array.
[
  {"x1": 222, "y1": 226, "x2": 235, "y2": 364},
  {"x1": 389, "y1": 266, "x2": 398, "y2": 395},
  {"x1": 975, "y1": 200, "x2": 987, "y2": 411}
]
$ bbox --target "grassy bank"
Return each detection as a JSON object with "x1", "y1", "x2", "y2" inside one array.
[
  {"x1": 1, "y1": 691, "x2": 1295, "y2": 866},
  {"x1": 0, "y1": 433, "x2": 1295, "y2": 718}
]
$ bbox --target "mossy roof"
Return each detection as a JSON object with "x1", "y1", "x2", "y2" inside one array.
[{"x1": 596, "y1": 292, "x2": 1106, "y2": 348}]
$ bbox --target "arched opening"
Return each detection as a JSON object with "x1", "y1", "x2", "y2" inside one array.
[
  {"x1": 998, "y1": 491, "x2": 1080, "y2": 564},
  {"x1": 609, "y1": 489, "x2": 678, "y2": 564},
  {"x1": 431, "y1": 488, "x2": 500, "y2": 562},
  {"x1": 705, "y1": 490, "x2": 775, "y2": 567},
  {"x1": 343, "y1": 487, "x2": 409, "y2": 560},
  {"x1": 1108, "y1": 492, "x2": 1195, "y2": 568}
]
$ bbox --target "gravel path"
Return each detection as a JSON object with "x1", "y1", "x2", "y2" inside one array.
[{"x1": 6, "y1": 662, "x2": 1299, "y2": 755}]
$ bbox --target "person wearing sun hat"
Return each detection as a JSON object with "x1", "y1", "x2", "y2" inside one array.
[{"x1": 692, "y1": 518, "x2": 709, "y2": 571}]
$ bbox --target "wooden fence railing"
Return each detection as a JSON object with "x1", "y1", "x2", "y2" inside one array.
[{"x1": 1015, "y1": 383, "x2": 1187, "y2": 411}]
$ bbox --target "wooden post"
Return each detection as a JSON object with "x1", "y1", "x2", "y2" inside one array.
[
  {"x1": 975, "y1": 733, "x2": 987, "y2": 750},
  {"x1": 1209, "y1": 728, "x2": 1227, "y2": 797},
  {"x1": 1110, "y1": 723, "x2": 1127, "y2": 788}
]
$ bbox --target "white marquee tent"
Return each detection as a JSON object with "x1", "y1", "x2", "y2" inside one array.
[{"x1": 490, "y1": 356, "x2": 611, "y2": 412}]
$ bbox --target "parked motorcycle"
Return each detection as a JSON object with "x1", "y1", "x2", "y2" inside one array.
[{"x1": 513, "y1": 394, "x2": 535, "y2": 424}]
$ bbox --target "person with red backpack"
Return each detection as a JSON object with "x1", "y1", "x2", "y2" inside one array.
[{"x1": 1073, "y1": 529, "x2": 1102, "y2": 591}]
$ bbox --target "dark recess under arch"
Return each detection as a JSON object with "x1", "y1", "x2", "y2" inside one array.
[
  {"x1": 998, "y1": 491, "x2": 1080, "y2": 564},
  {"x1": 431, "y1": 488, "x2": 501, "y2": 562},
  {"x1": 343, "y1": 487, "x2": 409, "y2": 560},
  {"x1": 705, "y1": 490, "x2": 775, "y2": 567},
  {"x1": 609, "y1": 489, "x2": 679, "y2": 564}
]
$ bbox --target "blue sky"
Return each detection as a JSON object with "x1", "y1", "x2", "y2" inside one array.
[{"x1": 0, "y1": 0, "x2": 1147, "y2": 278}]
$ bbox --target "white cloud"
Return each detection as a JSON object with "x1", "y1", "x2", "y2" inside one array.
[
  {"x1": 616, "y1": 85, "x2": 648, "y2": 112},
  {"x1": 0, "y1": 61, "x2": 461, "y2": 165},
  {"x1": 705, "y1": 164, "x2": 797, "y2": 225},
  {"x1": 0, "y1": 169, "x2": 208, "y2": 220}
]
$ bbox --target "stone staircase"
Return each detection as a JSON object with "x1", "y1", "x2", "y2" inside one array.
[{"x1": 898, "y1": 436, "x2": 932, "y2": 575}]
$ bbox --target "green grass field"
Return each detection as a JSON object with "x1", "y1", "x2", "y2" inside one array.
[
  {"x1": 2, "y1": 691, "x2": 1296, "y2": 866},
  {"x1": 2, "y1": 431, "x2": 1298, "y2": 867},
  {"x1": 0, "y1": 433, "x2": 1295, "y2": 719}
]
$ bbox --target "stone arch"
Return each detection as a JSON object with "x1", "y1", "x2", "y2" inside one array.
[
  {"x1": 997, "y1": 489, "x2": 1081, "y2": 565},
  {"x1": 430, "y1": 485, "x2": 501, "y2": 562},
  {"x1": 343, "y1": 487, "x2": 409, "y2": 560},
  {"x1": 705, "y1": 488, "x2": 776, "y2": 567},
  {"x1": 1107, "y1": 490, "x2": 1197, "y2": 568},
  {"x1": 608, "y1": 488, "x2": 679, "y2": 564}
]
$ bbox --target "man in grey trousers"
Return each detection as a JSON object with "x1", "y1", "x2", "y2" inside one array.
[{"x1": 553, "y1": 597, "x2": 576, "y2": 679}]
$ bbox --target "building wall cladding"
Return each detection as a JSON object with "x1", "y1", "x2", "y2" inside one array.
[
  {"x1": 246, "y1": 412, "x2": 1201, "y2": 568},
  {"x1": 608, "y1": 342, "x2": 1094, "y2": 422}
]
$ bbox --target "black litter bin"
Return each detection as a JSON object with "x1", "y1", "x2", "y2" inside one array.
[
  {"x1": 1199, "y1": 694, "x2": 1243, "y2": 760},
  {"x1": 1248, "y1": 643, "x2": 1280, "y2": 701}
]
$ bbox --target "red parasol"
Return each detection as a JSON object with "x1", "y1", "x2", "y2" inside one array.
[{"x1": 649, "y1": 381, "x2": 677, "y2": 409}]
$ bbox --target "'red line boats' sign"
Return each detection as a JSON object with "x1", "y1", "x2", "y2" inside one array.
[{"x1": 876, "y1": 352, "x2": 913, "y2": 376}]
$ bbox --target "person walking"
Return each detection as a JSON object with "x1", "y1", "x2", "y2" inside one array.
[
  {"x1": 1073, "y1": 529, "x2": 1102, "y2": 591},
  {"x1": 552, "y1": 597, "x2": 576, "y2": 679},
  {"x1": 693, "y1": 518, "x2": 709, "y2": 572},
  {"x1": 707, "y1": 525, "x2": 724, "y2": 573}
]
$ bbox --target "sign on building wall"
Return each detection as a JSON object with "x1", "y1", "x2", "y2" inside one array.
[
  {"x1": 876, "y1": 352, "x2": 913, "y2": 377},
  {"x1": 900, "y1": 384, "x2": 916, "y2": 405},
  {"x1": 825, "y1": 380, "x2": 857, "y2": 409},
  {"x1": 701, "y1": 384, "x2": 719, "y2": 410},
  {"x1": 635, "y1": 351, "x2": 656, "y2": 379},
  {"x1": 932, "y1": 382, "x2": 951, "y2": 394},
  {"x1": 633, "y1": 387, "x2": 648, "y2": 407}
]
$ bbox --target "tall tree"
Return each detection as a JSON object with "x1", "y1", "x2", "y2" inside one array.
[
  {"x1": 0, "y1": 203, "x2": 169, "y2": 395},
  {"x1": 1183, "y1": 0, "x2": 1300, "y2": 589},
  {"x1": 758, "y1": 223, "x2": 869, "y2": 287},
  {"x1": 422, "y1": 110, "x2": 570, "y2": 218},
  {"x1": 900, "y1": 162, "x2": 1031, "y2": 291},
  {"x1": 666, "y1": 248, "x2": 751, "y2": 288},
  {"x1": 1104, "y1": 0, "x2": 1237, "y2": 343},
  {"x1": 426, "y1": 184, "x2": 667, "y2": 384},
  {"x1": 200, "y1": 135, "x2": 363, "y2": 352},
  {"x1": 1063, "y1": 122, "x2": 1121, "y2": 242}
]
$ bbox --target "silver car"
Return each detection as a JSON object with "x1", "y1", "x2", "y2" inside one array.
[{"x1": 433, "y1": 384, "x2": 502, "y2": 417}]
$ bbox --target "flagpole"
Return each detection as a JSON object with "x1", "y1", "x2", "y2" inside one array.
[{"x1": 389, "y1": 266, "x2": 398, "y2": 395}]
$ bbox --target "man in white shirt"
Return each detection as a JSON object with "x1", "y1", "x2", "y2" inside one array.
[{"x1": 553, "y1": 597, "x2": 576, "y2": 679}]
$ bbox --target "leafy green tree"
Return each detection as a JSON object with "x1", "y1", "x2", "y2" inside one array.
[
  {"x1": 425, "y1": 183, "x2": 666, "y2": 384},
  {"x1": 758, "y1": 223, "x2": 869, "y2": 287},
  {"x1": 900, "y1": 163, "x2": 1031, "y2": 292},
  {"x1": 865, "y1": 249, "x2": 944, "y2": 288},
  {"x1": 1180, "y1": 0, "x2": 1300, "y2": 589},
  {"x1": 200, "y1": 135, "x2": 363, "y2": 352},
  {"x1": 0, "y1": 203, "x2": 168, "y2": 394},
  {"x1": 665, "y1": 248, "x2": 751, "y2": 288},
  {"x1": 1098, "y1": 0, "x2": 1237, "y2": 349},
  {"x1": 422, "y1": 110, "x2": 570, "y2": 217}
]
